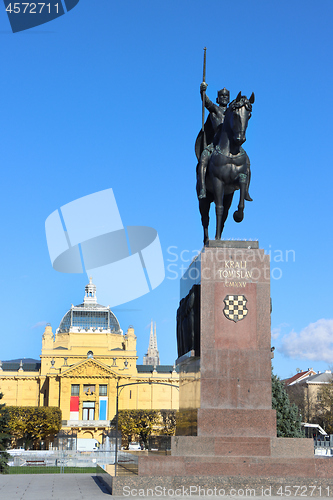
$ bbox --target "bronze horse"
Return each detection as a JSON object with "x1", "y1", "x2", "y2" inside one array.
[{"x1": 198, "y1": 91, "x2": 254, "y2": 244}]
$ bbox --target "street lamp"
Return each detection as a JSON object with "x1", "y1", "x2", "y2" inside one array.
[{"x1": 114, "y1": 379, "x2": 179, "y2": 476}]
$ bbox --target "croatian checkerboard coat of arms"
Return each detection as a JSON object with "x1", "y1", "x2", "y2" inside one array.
[{"x1": 223, "y1": 295, "x2": 248, "y2": 322}]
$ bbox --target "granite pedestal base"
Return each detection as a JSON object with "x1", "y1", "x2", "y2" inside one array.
[
  {"x1": 136, "y1": 437, "x2": 319, "y2": 478},
  {"x1": 109, "y1": 474, "x2": 333, "y2": 496},
  {"x1": 107, "y1": 437, "x2": 333, "y2": 495}
]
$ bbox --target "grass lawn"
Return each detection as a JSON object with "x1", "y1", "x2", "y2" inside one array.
[{"x1": 8, "y1": 466, "x2": 100, "y2": 474}]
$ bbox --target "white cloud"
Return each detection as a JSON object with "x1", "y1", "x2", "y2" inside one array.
[
  {"x1": 278, "y1": 319, "x2": 333, "y2": 362},
  {"x1": 271, "y1": 322, "x2": 290, "y2": 340},
  {"x1": 271, "y1": 328, "x2": 281, "y2": 340}
]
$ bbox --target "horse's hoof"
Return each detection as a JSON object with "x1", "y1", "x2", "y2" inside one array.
[{"x1": 233, "y1": 210, "x2": 244, "y2": 223}]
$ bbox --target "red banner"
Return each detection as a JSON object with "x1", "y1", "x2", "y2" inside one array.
[{"x1": 70, "y1": 396, "x2": 79, "y2": 411}]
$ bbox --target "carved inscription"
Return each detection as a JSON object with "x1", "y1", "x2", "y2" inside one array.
[{"x1": 218, "y1": 261, "x2": 251, "y2": 288}]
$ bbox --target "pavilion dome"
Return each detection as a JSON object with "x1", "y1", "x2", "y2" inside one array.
[{"x1": 56, "y1": 278, "x2": 122, "y2": 334}]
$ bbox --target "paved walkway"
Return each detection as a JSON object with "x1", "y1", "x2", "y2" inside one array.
[
  {"x1": 0, "y1": 473, "x2": 111, "y2": 499},
  {"x1": 1, "y1": 475, "x2": 326, "y2": 499}
]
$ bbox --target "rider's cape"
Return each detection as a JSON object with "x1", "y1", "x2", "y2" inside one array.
[{"x1": 194, "y1": 114, "x2": 216, "y2": 161}]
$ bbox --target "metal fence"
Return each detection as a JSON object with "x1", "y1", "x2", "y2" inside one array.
[
  {"x1": 0, "y1": 449, "x2": 138, "y2": 474},
  {"x1": 314, "y1": 435, "x2": 333, "y2": 456},
  {"x1": 52, "y1": 428, "x2": 121, "y2": 452}
]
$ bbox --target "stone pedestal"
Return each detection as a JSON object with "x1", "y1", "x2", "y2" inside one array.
[
  {"x1": 177, "y1": 241, "x2": 276, "y2": 438},
  {"x1": 108, "y1": 241, "x2": 333, "y2": 494}
]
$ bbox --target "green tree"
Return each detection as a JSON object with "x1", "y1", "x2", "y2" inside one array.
[
  {"x1": 135, "y1": 410, "x2": 159, "y2": 446},
  {"x1": 117, "y1": 410, "x2": 159, "y2": 447},
  {"x1": 160, "y1": 410, "x2": 176, "y2": 436},
  {"x1": 117, "y1": 410, "x2": 138, "y2": 445},
  {"x1": 7, "y1": 407, "x2": 62, "y2": 449},
  {"x1": 0, "y1": 393, "x2": 11, "y2": 473},
  {"x1": 272, "y1": 372, "x2": 303, "y2": 437},
  {"x1": 286, "y1": 382, "x2": 309, "y2": 422}
]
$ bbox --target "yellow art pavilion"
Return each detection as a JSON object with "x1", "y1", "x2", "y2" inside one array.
[{"x1": 0, "y1": 279, "x2": 179, "y2": 444}]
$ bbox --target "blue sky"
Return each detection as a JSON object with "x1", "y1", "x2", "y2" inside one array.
[{"x1": 0, "y1": 0, "x2": 332, "y2": 379}]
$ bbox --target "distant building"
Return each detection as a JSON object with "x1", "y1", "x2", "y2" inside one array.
[
  {"x1": 304, "y1": 371, "x2": 333, "y2": 418},
  {"x1": 285, "y1": 368, "x2": 332, "y2": 422},
  {"x1": 0, "y1": 279, "x2": 178, "y2": 445},
  {"x1": 283, "y1": 368, "x2": 317, "y2": 386},
  {"x1": 143, "y1": 320, "x2": 160, "y2": 366}
]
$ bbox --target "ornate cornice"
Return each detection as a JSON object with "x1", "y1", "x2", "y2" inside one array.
[
  {"x1": 0, "y1": 375, "x2": 40, "y2": 380},
  {"x1": 61, "y1": 358, "x2": 119, "y2": 378}
]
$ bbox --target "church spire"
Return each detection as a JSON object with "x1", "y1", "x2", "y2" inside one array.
[
  {"x1": 154, "y1": 321, "x2": 158, "y2": 351},
  {"x1": 143, "y1": 320, "x2": 160, "y2": 366}
]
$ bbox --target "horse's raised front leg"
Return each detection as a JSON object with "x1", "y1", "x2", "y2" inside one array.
[
  {"x1": 212, "y1": 177, "x2": 224, "y2": 240},
  {"x1": 233, "y1": 173, "x2": 247, "y2": 223}
]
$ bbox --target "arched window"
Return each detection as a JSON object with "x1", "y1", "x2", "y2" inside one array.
[{"x1": 87, "y1": 351, "x2": 93, "y2": 359}]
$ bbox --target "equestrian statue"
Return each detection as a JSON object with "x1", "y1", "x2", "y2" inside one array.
[{"x1": 196, "y1": 49, "x2": 254, "y2": 244}]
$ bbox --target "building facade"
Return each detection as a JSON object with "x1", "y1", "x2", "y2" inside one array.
[
  {"x1": 285, "y1": 369, "x2": 332, "y2": 424},
  {"x1": 0, "y1": 279, "x2": 179, "y2": 444}
]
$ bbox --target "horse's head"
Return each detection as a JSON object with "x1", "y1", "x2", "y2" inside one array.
[{"x1": 227, "y1": 92, "x2": 255, "y2": 146}]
